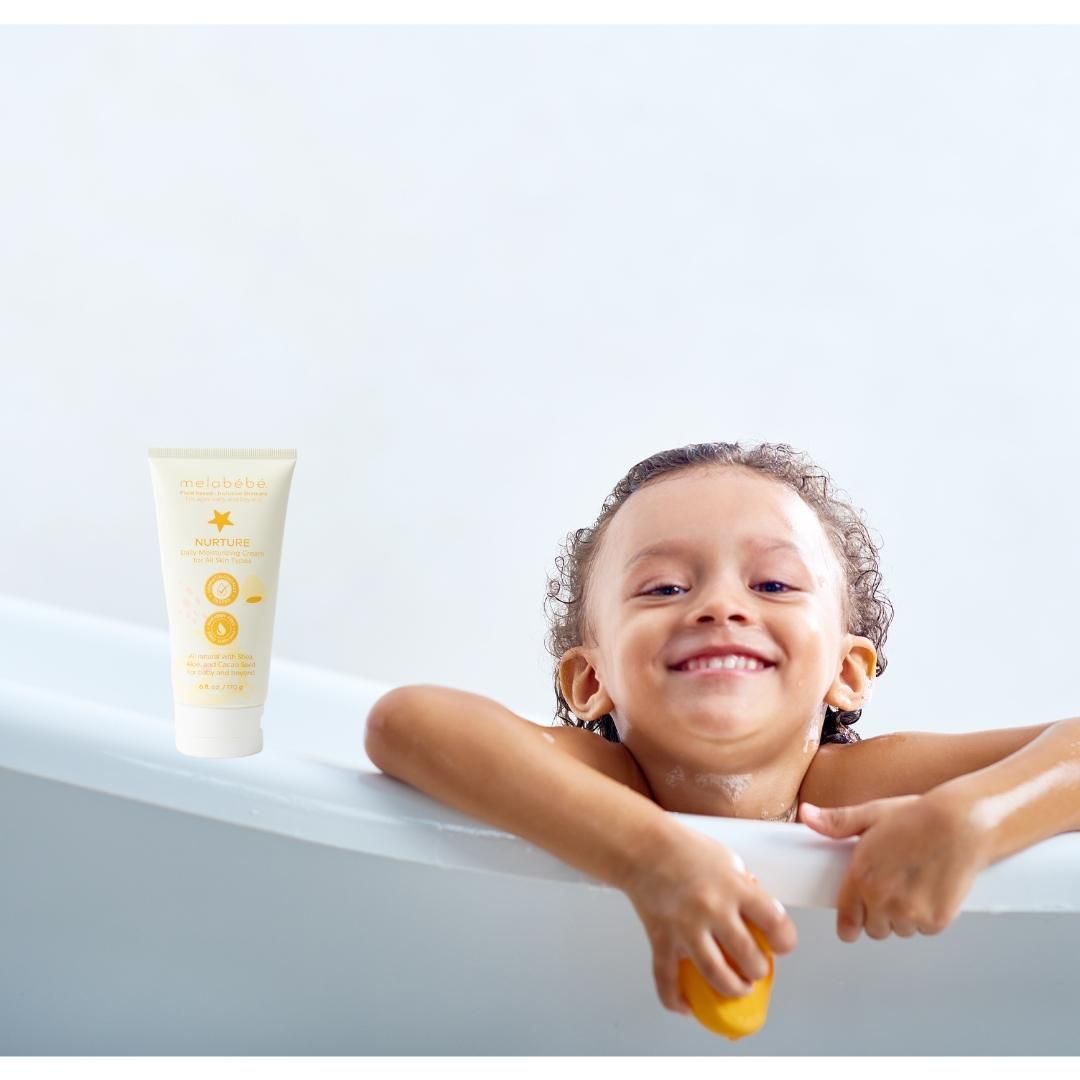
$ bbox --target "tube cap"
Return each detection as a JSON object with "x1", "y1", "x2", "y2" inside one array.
[{"x1": 174, "y1": 703, "x2": 264, "y2": 759}]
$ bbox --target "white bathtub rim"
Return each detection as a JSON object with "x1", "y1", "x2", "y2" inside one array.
[{"x1": 2, "y1": 592, "x2": 1080, "y2": 914}]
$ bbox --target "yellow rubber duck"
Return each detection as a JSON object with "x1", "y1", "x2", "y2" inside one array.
[{"x1": 678, "y1": 920, "x2": 774, "y2": 1040}]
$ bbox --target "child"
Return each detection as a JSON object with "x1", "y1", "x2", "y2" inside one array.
[
  {"x1": 365, "y1": 440, "x2": 1077, "y2": 1019},
  {"x1": 542, "y1": 439, "x2": 885, "y2": 826}
]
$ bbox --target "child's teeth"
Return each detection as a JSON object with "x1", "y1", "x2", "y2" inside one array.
[{"x1": 681, "y1": 655, "x2": 767, "y2": 672}]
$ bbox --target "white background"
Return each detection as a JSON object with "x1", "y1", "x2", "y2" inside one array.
[{"x1": 2, "y1": 25, "x2": 1078, "y2": 733}]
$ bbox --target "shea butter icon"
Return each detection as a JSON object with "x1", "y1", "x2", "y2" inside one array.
[
  {"x1": 205, "y1": 573, "x2": 240, "y2": 606},
  {"x1": 205, "y1": 612, "x2": 239, "y2": 646},
  {"x1": 241, "y1": 574, "x2": 266, "y2": 604}
]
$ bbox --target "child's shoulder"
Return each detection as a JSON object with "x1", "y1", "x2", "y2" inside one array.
[
  {"x1": 800, "y1": 734, "x2": 920, "y2": 807},
  {"x1": 798, "y1": 740, "x2": 851, "y2": 808},
  {"x1": 800, "y1": 722, "x2": 1053, "y2": 807},
  {"x1": 547, "y1": 724, "x2": 655, "y2": 800}
]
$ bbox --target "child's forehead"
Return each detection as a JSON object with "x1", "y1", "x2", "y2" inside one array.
[
  {"x1": 611, "y1": 469, "x2": 818, "y2": 558},
  {"x1": 601, "y1": 472, "x2": 835, "y2": 594}
]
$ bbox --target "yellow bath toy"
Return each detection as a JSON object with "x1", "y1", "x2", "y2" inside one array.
[{"x1": 678, "y1": 921, "x2": 774, "y2": 1040}]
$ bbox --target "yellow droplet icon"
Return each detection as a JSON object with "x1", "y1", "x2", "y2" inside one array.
[
  {"x1": 241, "y1": 574, "x2": 266, "y2": 604},
  {"x1": 204, "y1": 612, "x2": 239, "y2": 646}
]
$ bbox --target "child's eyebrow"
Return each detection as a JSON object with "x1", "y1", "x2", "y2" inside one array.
[{"x1": 621, "y1": 536, "x2": 810, "y2": 576}]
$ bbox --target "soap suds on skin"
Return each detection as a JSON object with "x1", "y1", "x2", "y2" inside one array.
[
  {"x1": 694, "y1": 772, "x2": 796, "y2": 822},
  {"x1": 620, "y1": 699, "x2": 829, "y2": 821},
  {"x1": 694, "y1": 771, "x2": 753, "y2": 801}
]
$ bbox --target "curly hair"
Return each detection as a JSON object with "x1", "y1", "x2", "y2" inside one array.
[{"x1": 543, "y1": 441, "x2": 894, "y2": 747}]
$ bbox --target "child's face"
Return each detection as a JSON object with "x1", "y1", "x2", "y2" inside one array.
[{"x1": 559, "y1": 465, "x2": 876, "y2": 812}]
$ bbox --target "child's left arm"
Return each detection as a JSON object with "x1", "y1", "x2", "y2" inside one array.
[{"x1": 798, "y1": 716, "x2": 1080, "y2": 942}]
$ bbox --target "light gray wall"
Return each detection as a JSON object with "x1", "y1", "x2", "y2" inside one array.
[{"x1": 3, "y1": 26, "x2": 1078, "y2": 734}]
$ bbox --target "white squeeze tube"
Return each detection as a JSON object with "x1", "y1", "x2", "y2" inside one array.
[{"x1": 148, "y1": 448, "x2": 297, "y2": 758}]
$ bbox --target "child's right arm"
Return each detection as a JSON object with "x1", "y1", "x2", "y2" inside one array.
[
  {"x1": 364, "y1": 684, "x2": 797, "y2": 1014},
  {"x1": 365, "y1": 683, "x2": 673, "y2": 890}
]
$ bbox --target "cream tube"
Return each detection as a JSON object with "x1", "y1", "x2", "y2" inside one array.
[{"x1": 148, "y1": 448, "x2": 297, "y2": 758}]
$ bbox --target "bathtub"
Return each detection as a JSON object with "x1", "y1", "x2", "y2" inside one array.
[{"x1": 1, "y1": 592, "x2": 1079, "y2": 1055}]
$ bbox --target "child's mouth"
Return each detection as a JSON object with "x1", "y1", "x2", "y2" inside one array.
[{"x1": 669, "y1": 660, "x2": 776, "y2": 678}]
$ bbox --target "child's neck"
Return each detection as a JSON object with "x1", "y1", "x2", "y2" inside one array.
[{"x1": 624, "y1": 728, "x2": 819, "y2": 821}]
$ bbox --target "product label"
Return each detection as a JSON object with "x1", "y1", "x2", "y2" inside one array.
[{"x1": 149, "y1": 451, "x2": 296, "y2": 709}]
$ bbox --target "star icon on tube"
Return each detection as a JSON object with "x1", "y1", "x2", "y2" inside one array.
[{"x1": 208, "y1": 510, "x2": 234, "y2": 533}]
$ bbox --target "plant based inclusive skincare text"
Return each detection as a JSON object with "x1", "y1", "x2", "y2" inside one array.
[{"x1": 148, "y1": 448, "x2": 297, "y2": 758}]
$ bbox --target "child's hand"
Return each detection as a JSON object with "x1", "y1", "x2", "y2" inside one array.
[
  {"x1": 799, "y1": 793, "x2": 989, "y2": 942},
  {"x1": 621, "y1": 825, "x2": 798, "y2": 1016}
]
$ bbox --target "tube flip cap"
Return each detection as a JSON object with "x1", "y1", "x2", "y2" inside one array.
[{"x1": 174, "y1": 704, "x2": 264, "y2": 759}]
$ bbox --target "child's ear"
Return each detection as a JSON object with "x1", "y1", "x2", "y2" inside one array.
[
  {"x1": 558, "y1": 646, "x2": 614, "y2": 720},
  {"x1": 824, "y1": 635, "x2": 877, "y2": 713}
]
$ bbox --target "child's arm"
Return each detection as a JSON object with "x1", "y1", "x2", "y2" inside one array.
[
  {"x1": 364, "y1": 683, "x2": 678, "y2": 891},
  {"x1": 365, "y1": 684, "x2": 800, "y2": 1014},
  {"x1": 800, "y1": 715, "x2": 1080, "y2": 942},
  {"x1": 923, "y1": 714, "x2": 1080, "y2": 864}
]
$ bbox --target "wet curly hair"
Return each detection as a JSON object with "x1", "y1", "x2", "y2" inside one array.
[{"x1": 543, "y1": 441, "x2": 894, "y2": 747}]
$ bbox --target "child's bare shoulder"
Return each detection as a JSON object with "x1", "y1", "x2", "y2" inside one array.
[
  {"x1": 799, "y1": 736, "x2": 915, "y2": 807},
  {"x1": 798, "y1": 741, "x2": 851, "y2": 808},
  {"x1": 802, "y1": 723, "x2": 1054, "y2": 806},
  {"x1": 547, "y1": 724, "x2": 655, "y2": 800}
]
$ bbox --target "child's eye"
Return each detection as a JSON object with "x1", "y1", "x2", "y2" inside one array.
[
  {"x1": 757, "y1": 581, "x2": 792, "y2": 594},
  {"x1": 643, "y1": 581, "x2": 792, "y2": 597},
  {"x1": 644, "y1": 584, "x2": 686, "y2": 596}
]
